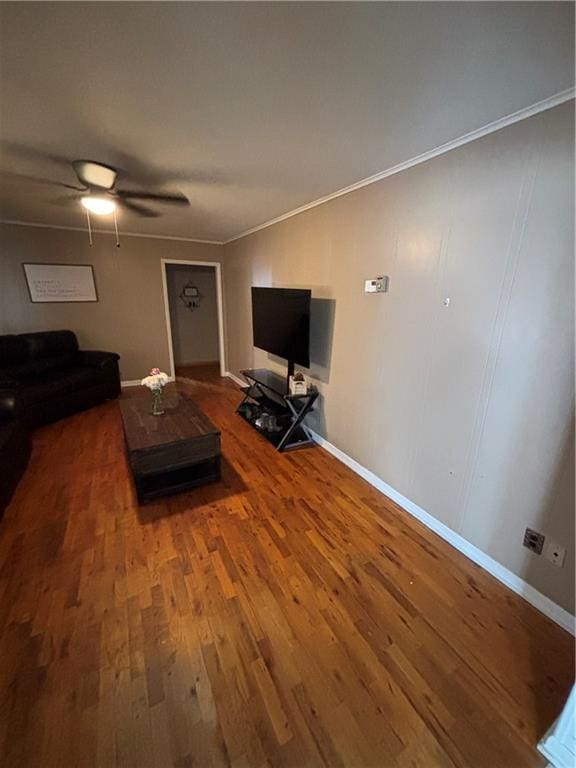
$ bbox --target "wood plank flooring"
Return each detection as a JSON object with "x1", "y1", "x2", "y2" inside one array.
[
  {"x1": 0, "y1": 373, "x2": 573, "y2": 767},
  {"x1": 176, "y1": 363, "x2": 221, "y2": 382}
]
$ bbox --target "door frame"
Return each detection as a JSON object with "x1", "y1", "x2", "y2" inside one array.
[{"x1": 161, "y1": 259, "x2": 226, "y2": 379}]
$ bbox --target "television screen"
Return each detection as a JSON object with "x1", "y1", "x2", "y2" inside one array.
[{"x1": 251, "y1": 287, "x2": 311, "y2": 368}]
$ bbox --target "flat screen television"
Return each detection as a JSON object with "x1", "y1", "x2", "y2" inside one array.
[{"x1": 251, "y1": 287, "x2": 311, "y2": 369}]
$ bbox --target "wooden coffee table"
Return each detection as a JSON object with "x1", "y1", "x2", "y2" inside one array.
[{"x1": 119, "y1": 393, "x2": 221, "y2": 502}]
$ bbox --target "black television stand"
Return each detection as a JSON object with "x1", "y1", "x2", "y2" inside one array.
[{"x1": 236, "y1": 368, "x2": 319, "y2": 452}]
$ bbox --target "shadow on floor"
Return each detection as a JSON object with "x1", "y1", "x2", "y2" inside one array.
[{"x1": 136, "y1": 456, "x2": 246, "y2": 523}]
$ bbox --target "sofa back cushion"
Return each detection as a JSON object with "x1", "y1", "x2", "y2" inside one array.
[
  {"x1": 0, "y1": 335, "x2": 28, "y2": 369},
  {"x1": 24, "y1": 330, "x2": 79, "y2": 360},
  {"x1": 0, "y1": 331, "x2": 79, "y2": 382}
]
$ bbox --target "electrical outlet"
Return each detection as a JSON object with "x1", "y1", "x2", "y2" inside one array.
[
  {"x1": 523, "y1": 528, "x2": 545, "y2": 555},
  {"x1": 544, "y1": 541, "x2": 566, "y2": 568}
]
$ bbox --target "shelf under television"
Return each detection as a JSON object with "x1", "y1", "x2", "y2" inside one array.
[
  {"x1": 238, "y1": 385, "x2": 287, "y2": 415},
  {"x1": 236, "y1": 370, "x2": 319, "y2": 452},
  {"x1": 236, "y1": 407, "x2": 312, "y2": 449}
]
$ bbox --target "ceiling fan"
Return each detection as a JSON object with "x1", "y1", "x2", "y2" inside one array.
[{"x1": 57, "y1": 159, "x2": 190, "y2": 218}]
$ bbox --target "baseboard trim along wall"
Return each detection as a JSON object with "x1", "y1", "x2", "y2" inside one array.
[
  {"x1": 225, "y1": 371, "x2": 246, "y2": 388},
  {"x1": 225, "y1": 371, "x2": 575, "y2": 633},
  {"x1": 538, "y1": 687, "x2": 576, "y2": 768},
  {"x1": 307, "y1": 429, "x2": 575, "y2": 636}
]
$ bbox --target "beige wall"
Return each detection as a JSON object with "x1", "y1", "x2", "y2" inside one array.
[
  {"x1": 0, "y1": 224, "x2": 223, "y2": 380},
  {"x1": 167, "y1": 264, "x2": 220, "y2": 366},
  {"x1": 224, "y1": 102, "x2": 575, "y2": 614}
]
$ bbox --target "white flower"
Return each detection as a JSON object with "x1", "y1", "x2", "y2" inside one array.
[{"x1": 141, "y1": 371, "x2": 169, "y2": 390}]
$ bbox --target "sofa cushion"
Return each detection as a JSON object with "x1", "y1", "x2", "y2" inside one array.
[
  {"x1": 0, "y1": 417, "x2": 21, "y2": 453},
  {"x1": 23, "y1": 330, "x2": 79, "y2": 360},
  {"x1": 0, "y1": 335, "x2": 28, "y2": 368},
  {"x1": 4, "y1": 331, "x2": 80, "y2": 382},
  {"x1": 6, "y1": 354, "x2": 77, "y2": 383},
  {"x1": 0, "y1": 330, "x2": 120, "y2": 429},
  {"x1": 19, "y1": 367, "x2": 104, "y2": 405},
  {"x1": 0, "y1": 409, "x2": 32, "y2": 515}
]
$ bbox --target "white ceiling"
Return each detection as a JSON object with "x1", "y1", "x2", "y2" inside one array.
[{"x1": 0, "y1": 2, "x2": 573, "y2": 243}]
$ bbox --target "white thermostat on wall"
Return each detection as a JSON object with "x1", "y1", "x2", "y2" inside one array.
[{"x1": 364, "y1": 276, "x2": 389, "y2": 293}]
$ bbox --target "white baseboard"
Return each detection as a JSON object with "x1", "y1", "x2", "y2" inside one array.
[
  {"x1": 538, "y1": 687, "x2": 575, "y2": 768},
  {"x1": 308, "y1": 429, "x2": 575, "y2": 636},
  {"x1": 220, "y1": 372, "x2": 574, "y2": 634},
  {"x1": 225, "y1": 371, "x2": 246, "y2": 387},
  {"x1": 539, "y1": 733, "x2": 575, "y2": 768},
  {"x1": 121, "y1": 376, "x2": 175, "y2": 388}
]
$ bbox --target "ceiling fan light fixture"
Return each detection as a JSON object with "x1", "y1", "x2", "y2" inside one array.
[{"x1": 81, "y1": 195, "x2": 116, "y2": 216}]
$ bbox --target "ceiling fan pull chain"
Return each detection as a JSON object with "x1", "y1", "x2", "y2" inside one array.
[
  {"x1": 85, "y1": 209, "x2": 93, "y2": 247},
  {"x1": 113, "y1": 209, "x2": 120, "y2": 248}
]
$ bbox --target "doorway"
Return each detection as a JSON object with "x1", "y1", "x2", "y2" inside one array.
[{"x1": 161, "y1": 259, "x2": 226, "y2": 380}]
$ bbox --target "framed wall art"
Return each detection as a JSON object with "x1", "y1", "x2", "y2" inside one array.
[{"x1": 23, "y1": 263, "x2": 98, "y2": 303}]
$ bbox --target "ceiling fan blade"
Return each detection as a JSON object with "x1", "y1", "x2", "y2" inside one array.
[
  {"x1": 0, "y1": 142, "x2": 73, "y2": 169},
  {"x1": 50, "y1": 194, "x2": 81, "y2": 207},
  {"x1": 0, "y1": 170, "x2": 86, "y2": 191},
  {"x1": 59, "y1": 182, "x2": 88, "y2": 191},
  {"x1": 119, "y1": 199, "x2": 160, "y2": 218},
  {"x1": 116, "y1": 189, "x2": 189, "y2": 205}
]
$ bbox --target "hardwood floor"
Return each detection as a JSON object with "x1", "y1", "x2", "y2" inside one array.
[
  {"x1": 0, "y1": 374, "x2": 573, "y2": 767},
  {"x1": 176, "y1": 363, "x2": 221, "y2": 383}
]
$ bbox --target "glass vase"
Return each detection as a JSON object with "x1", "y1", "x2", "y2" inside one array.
[{"x1": 151, "y1": 388, "x2": 164, "y2": 416}]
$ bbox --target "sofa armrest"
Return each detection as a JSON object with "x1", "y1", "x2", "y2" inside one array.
[{"x1": 78, "y1": 350, "x2": 120, "y2": 370}]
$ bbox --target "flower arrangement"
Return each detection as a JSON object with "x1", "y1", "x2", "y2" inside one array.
[{"x1": 141, "y1": 368, "x2": 169, "y2": 415}]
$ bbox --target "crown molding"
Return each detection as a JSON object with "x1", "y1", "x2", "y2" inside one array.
[
  {"x1": 224, "y1": 87, "x2": 575, "y2": 245},
  {"x1": 1, "y1": 89, "x2": 573, "y2": 248},
  {"x1": 0, "y1": 219, "x2": 224, "y2": 246}
]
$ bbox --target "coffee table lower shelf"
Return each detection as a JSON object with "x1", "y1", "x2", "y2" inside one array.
[
  {"x1": 133, "y1": 456, "x2": 221, "y2": 502},
  {"x1": 119, "y1": 394, "x2": 222, "y2": 504}
]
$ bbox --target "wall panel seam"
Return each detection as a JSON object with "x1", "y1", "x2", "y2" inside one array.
[{"x1": 456, "y1": 124, "x2": 544, "y2": 535}]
